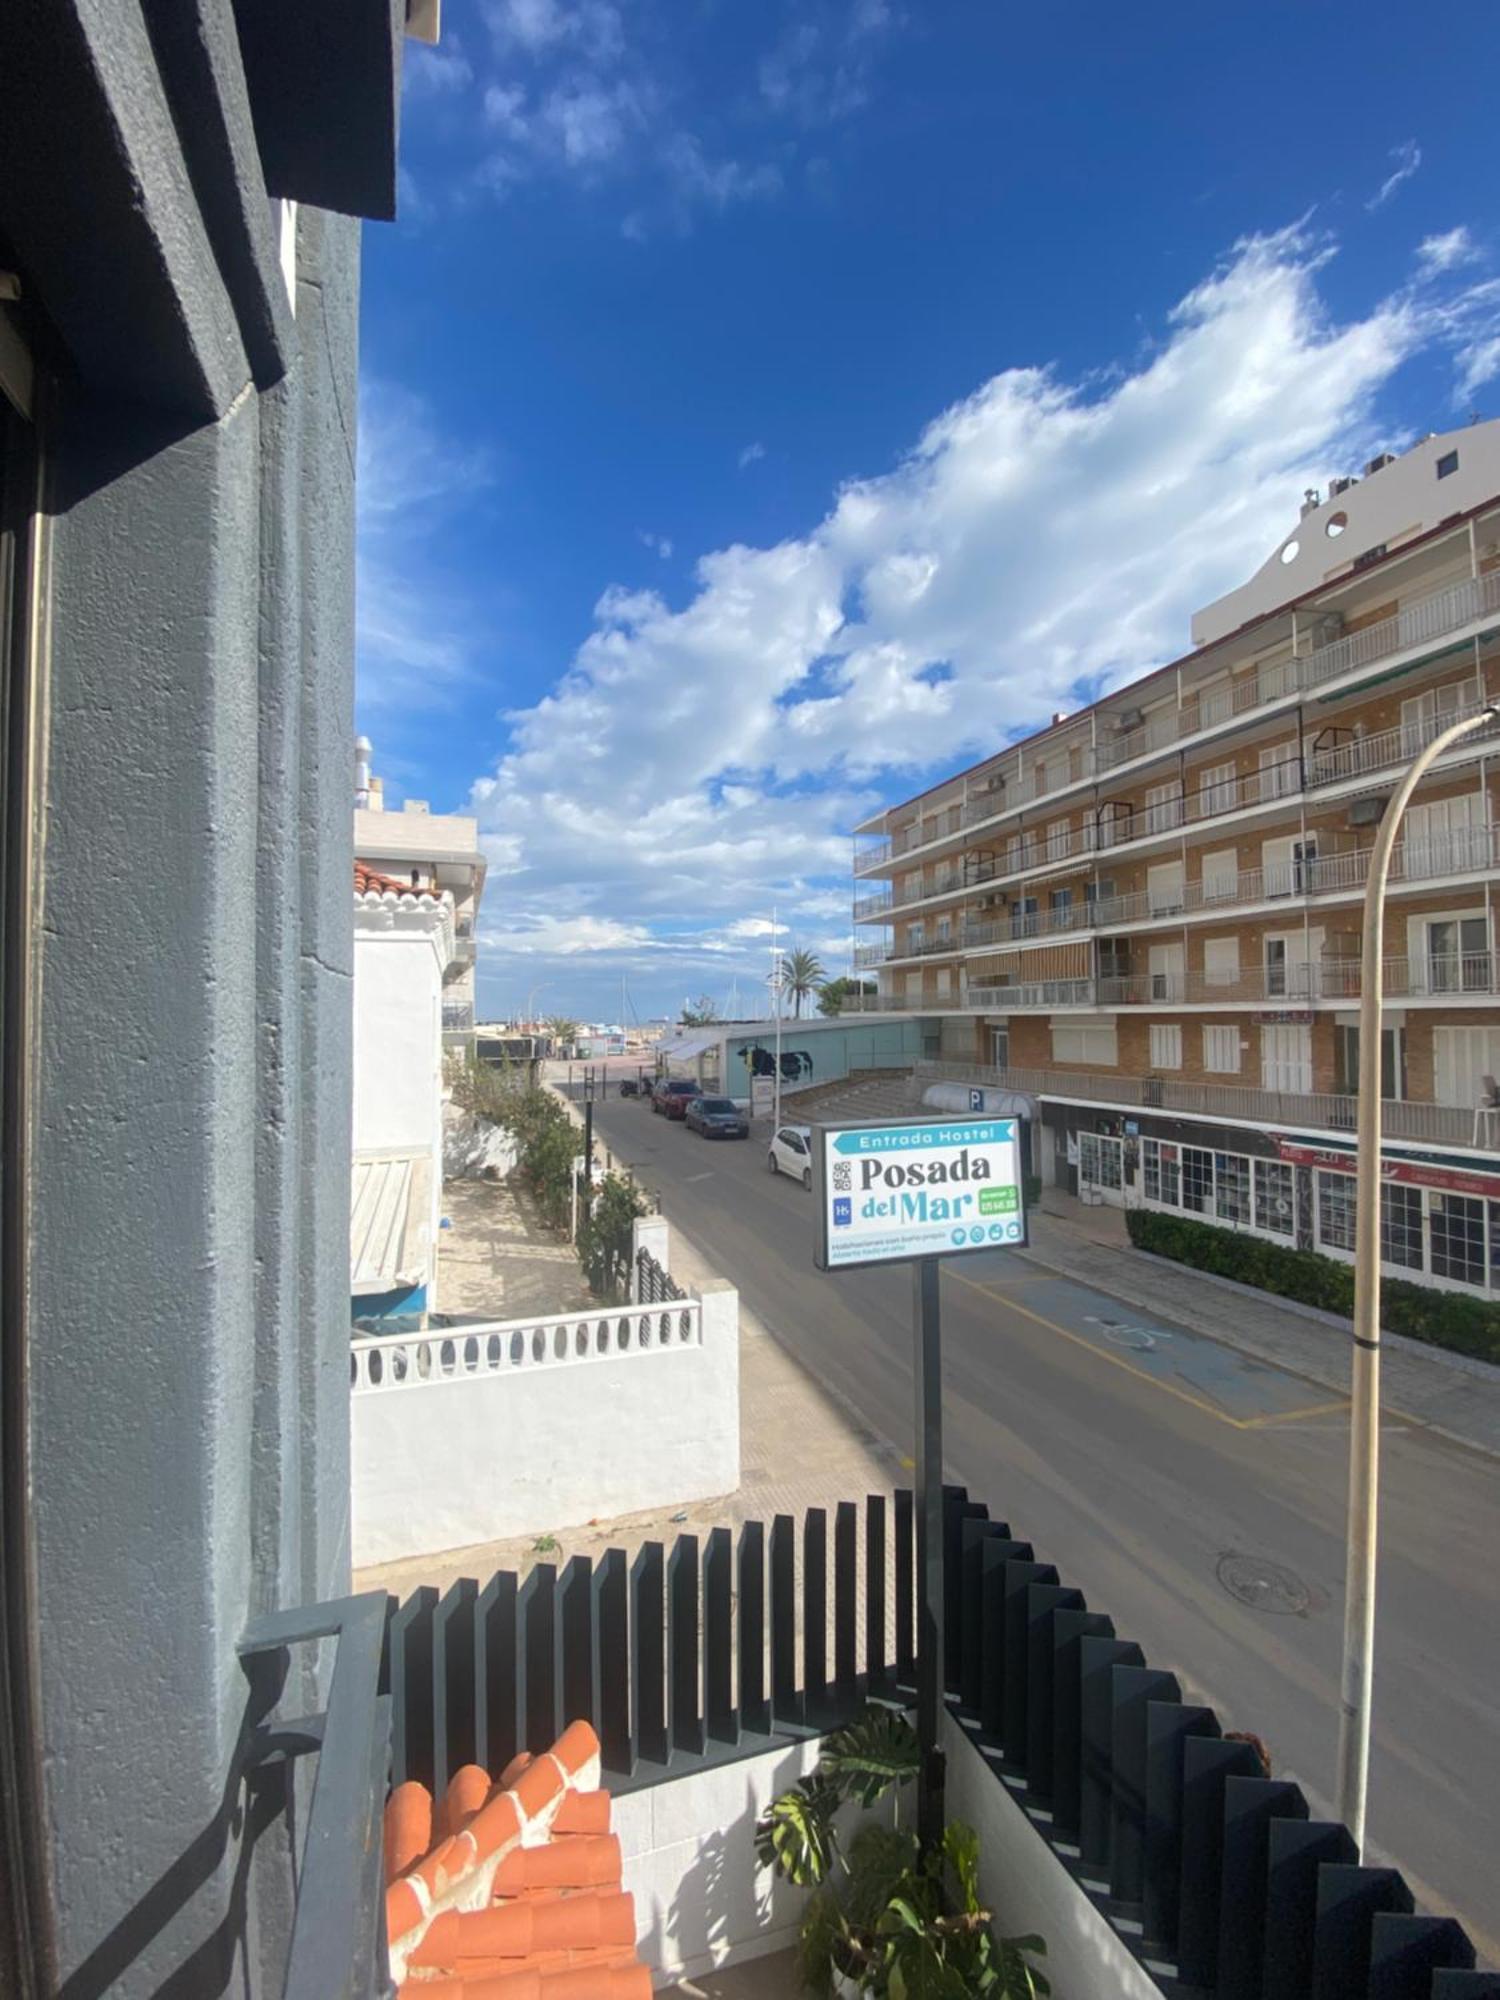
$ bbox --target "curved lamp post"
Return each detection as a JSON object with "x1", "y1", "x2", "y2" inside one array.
[{"x1": 1335, "y1": 700, "x2": 1500, "y2": 1850}]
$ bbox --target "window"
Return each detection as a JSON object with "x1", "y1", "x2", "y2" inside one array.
[
  {"x1": 1423, "y1": 915, "x2": 1488, "y2": 993},
  {"x1": 1050, "y1": 886, "x2": 1074, "y2": 920},
  {"x1": 1261, "y1": 1022, "x2": 1313, "y2": 1093},
  {"x1": 1257, "y1": 743, "x2": 1300, "y2": 799},
  {"x1": 1045, "y1": 817, "x2": 1070, "y2": 861},
  {"x1": 1145, "y1": 780, "x2": 1184, "y2": 832},
  {"x1": 1404, "y1": 794, "x2": 1487, "y2": 879},
  {"x1": 1147, "y1": 860, "x2": 1185, "y2": 915},
  {"x1": 1263, "y1": 835, "x2": 1318, "y2": 898},
  {"x1": 1200, "y1": 848, "x2": 1239, "y2": 902},
  {"x1": 1182, "y1": 1147, "x2": 1214, "y2": 1213},
  {"x1": 1202, "y1": 936, "x2": 1240, "y2": 989},
  {"x1": 1051, "y1": 1022, "x2": 1118, "y2": 1065},
  {"x1": 1203, "y1": 1024, "x2": 1239, "y2": 1072},
  {"x1": 1148, "y1": 941, "x2": 1184, "y2": 1000},
  {"x1": 989, "y1": 1026, "x2": 1009, "y2": 1070},
  {"x1": 1433, "y1": 1026, "x2": 1500, "y2": 1108},
  {"x1": 1335, "y1": 1024, "x2": 1405, "y2": 1100},
  {"x1": 936, "y1": 914, "x2": 951, "y2": 943},
  {"x1": 1149, "y1": 1023, "x2": 1183, "y2": 1070},
  {"x1": 1430, "y1": 1193, "x2": 1485, "y2": 1287},
  {"x1": 1144, "y1": 1144, "x2": 1184, "y2": 1200},
  {"x1": 1436, "y1": 448, "x2": 1459, "y2": 480},
  {"x1": 1011, "y1": 896, "x2": 1039, "y2": 939},
  {"x1": 1254, "y1": 1160, "x2": 1295, "y2": 1236},
  {"x1": 1214, "y1": 1152, "x2": 1252, "y2": 1225},
  {"x1": 1401, "y1": 680, "x2": 1468, "y2": 752},
  {"x1": 1317, "y1": 1171, "x2": 1358, "y2": 1252},
  {"x1": 1198, "y1": 760, "x2": 1237, "y2": 815},
  {"x1": 1380, "y1": 1184, "x2": 1424, "y2": 1271},
  {"x1": 1078, "y1": 1131, "x2": 1123, "y2": 1191}
]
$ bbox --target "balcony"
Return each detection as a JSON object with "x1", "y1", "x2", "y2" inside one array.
[
  {"x1": 853, "y1": 887, "x2": 894, "y2": 919},
  {"x1": 442, "y1": 1001, "x2": 475, "y2": 1032},
  {"x1": 853, "y1": 836, "x2": 892, "y2": 874},
  {"x1": 929, "y1": 1058, "x2": 1487, "y2": 1152},
  {"x1": 853, "y1": 941, "x2": 888, "y2": 968},
  {"x1": 877, "y1": 566, "x2": 1500, "y2": 867}
]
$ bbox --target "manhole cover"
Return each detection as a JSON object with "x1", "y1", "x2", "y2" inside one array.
[{"x1": 1216, "y1": 1552, "x2": 1311, "y2": 1617}]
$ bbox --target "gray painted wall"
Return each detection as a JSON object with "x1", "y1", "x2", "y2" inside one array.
[{"x1": 0, "y1": 4, "x2": 387, "y2": 1990}]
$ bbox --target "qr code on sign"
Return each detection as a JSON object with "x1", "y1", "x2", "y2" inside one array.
[{"x1": 833, "y1": 1162, "x2": 852, "y2": 1192}]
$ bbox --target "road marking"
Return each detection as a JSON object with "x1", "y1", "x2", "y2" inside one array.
[
  {"x1": 946, "y1": 1267, "x2": 1265, "y2": 1431},
  {"x1": 1237, "y1": 1399, "x2": 1351, "y2": 1430},
  {"x1": 684, "y1": 1172, "x2": 715, "y2": 1183}
]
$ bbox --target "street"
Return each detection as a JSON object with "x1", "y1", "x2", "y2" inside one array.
[{"x1": 585, "y1": 1084, "x2": 1500, "y2": 1957}]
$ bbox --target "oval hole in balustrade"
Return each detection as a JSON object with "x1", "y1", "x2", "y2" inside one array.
[
  {"x1": 619, "y1": 1321, "x2": 631, "y2": 1350},
  {"x1": 575, "y1": 1324, "x2": 587, "y2": 1356},
  {"x1": 679, "y1": 1311, "x2": 692, "y2": 1343},
  {"x1": 553, "y1": 1326, "x2": 567, "y2": 1360},
  {"x1": 416, "y1": 1344, "x2": 432, "y2": 1380},
  {"x1": 367, "y1": 1350, "x2": 382, "y2": 1387},
  {"x1": 640, "y1": 1317, "x2": 652, "y2": 1349},
  {"x1": 532, "y1": 1329, "x2": 545, "y2": 1363},
  {"x1": 440, "y1": 1339, "x2": 458, "y2": 1376},
  {"x1": 349, "y1": 1352, "x2": 358, "y2": 1387},
  {"x1": 510, "y1": 1330, "x2": 525, "y2": 1365},
  {"x1": 487, "y1": 1333, "x2": 502, "y2": 1369},
  {"x1": 464, "y1": 1336, "x2": 479, "y2": 1373}
]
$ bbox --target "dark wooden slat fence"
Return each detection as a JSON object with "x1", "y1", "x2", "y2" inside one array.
[{"x1": 380, "y1": 1486, "x2": 1494, "y2": 1997}]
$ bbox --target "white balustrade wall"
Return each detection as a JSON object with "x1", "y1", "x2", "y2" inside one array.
[{"x1": 351, "y1": 1279, "x2": 740, "y2": 1567}]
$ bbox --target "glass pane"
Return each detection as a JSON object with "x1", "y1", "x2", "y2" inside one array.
[
  {"x1": 1317, "y1": 1171, "x2": 1357, "y2": 1251},
  {"x1": 1430, "y1": 1194, "x2": 1484, "y2": 1285},
  {"x1": 1379, "y1": 1183, "x2": 1423, "y2": 1271},
  {"x1": 1182, "y1": 1147, "x2": 1213, "y2": 1214},
  {"x1": 1254, "y1": 1159, "x2": 1295, "y2": 1236}
]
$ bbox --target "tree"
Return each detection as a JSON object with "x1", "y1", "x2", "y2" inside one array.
[
  {"x1": 545, "y1": 1015, "x2": 581, "y2": 1052},
  {"x1": 680, "y1": 996, "x2": 721, "y2": 1026},
  {"x1": 781, "y1": 949, "x2": 826, "y2": 1019},
  {"x1": 816, "y1": 975, "x2": 875, "y2": 1017}
]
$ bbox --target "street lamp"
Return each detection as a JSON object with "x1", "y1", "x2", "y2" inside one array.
[{"x1": 1336, "y1": 701, "x2": 1500, "y2": 1851}]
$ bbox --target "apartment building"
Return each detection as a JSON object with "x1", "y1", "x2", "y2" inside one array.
[
  {"x1": 355, "y1": 735, "x2": 487, "y2": 1053},
  {"x1": 849, "y1": 421, "x2": 1500, "y2": 1297}
]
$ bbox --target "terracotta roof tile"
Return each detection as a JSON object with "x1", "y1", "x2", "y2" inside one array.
[
  {"x1": 384, "y1": 1722, "x2": 646, "y2": 1997},
  {"x1": 354, "y1": 861, "x2": 438, "y2": 902}
]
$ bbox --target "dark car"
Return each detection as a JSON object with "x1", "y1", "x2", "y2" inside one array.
[
  {"x1": 652, "y1": 1078, "x2": 701, "y2": 1118},
  {"x1": 617, "y1": 1077, "x2": 640, "y2": 1097},
  {"x1": 685, "y1": 1095, "x2": 750, "y2": 1140}
]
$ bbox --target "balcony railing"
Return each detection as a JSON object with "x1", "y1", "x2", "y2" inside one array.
[
  {"x1": 868, "y1": 824, "x2": 1499, "y2": 963},
  {"x1": 916, "y1": 1058, "x2": 1486, "y2": 1149},
  {"x1": 876, "y1": 566, "x2": 1500, "y2": 865},
  {"x1": 442, "y1": 1002, "x2": 475, "y2": 1031},
  {"x1": 840, "y1": 951, "x2": 1497, "y2": 1017},
  {"x1": 853, "y1": 837, "x2": 892, "y2": 875}
]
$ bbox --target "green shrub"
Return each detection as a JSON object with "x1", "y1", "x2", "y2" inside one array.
[
  {"x1": 1125, "y1": 1208, "x2": 1500, "y2": 1365},
  {"x1": 578, "y1": 1172, "x2": 652, "y2": 1302}
]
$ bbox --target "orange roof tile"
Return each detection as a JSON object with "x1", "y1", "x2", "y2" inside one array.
[
  {"x1": 355, "y1": 861, "x2": 437, "y2": 901},
  {"x1": 384, "y1": 1722, "x2": 647, "y2": 1998}
]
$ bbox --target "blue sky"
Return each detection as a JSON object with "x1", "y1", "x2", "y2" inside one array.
[{"x1": 356, "y1": 0, "x2": 1500, "y2": 1024}]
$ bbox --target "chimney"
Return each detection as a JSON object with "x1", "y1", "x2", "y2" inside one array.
[
  {"x1": 355, "y1": 735, "x2": 373, "y2": 809},
  {"x1": 368, "y1": 775, "x2": 385, "y2": 813},
  {"x1": 1300, "y1": 487, "x2": 1321, "y2": 518}
]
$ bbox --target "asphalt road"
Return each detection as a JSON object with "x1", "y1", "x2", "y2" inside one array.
[{"x1": 585, "y1": 1085, "x2": 1500, "y2": 1957}]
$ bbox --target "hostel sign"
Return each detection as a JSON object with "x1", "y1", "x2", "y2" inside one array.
[{"x1": 813, "y1": 1117, "x2": 1028, "y2": 1271}]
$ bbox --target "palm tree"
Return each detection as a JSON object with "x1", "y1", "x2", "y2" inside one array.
[
  {"x1": 780, "y1": 949, "x2": 825, "y2": 1019},
  {"x1": 546, "y1": 1015, "x2": 582, "y2": 1053}
]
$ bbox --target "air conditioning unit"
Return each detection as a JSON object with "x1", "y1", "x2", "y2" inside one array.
[
  {"x1": 1364, "y1": 452, "x2": 1396, "y2": 476},
  {"x1": 1329, "y1": 475, "x2": 1358, "y2": 498},
  {"x1": 1349, "y1": 795, "x2": 1388, "y2": 827},
  {"x1": 1310, "y1": 612, "x2": 1344, "y2": 647},
  {"x1": 1115, "y1": 708, "x2": 1145, "y2": 731}
]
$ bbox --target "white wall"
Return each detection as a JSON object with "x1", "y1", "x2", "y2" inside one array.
[
  {"x1": 350, "y1": 1285, "x2": 740, "y2": 1565},
  {"x1": 353, "y1": 927, "x2": 444, "y2": 1156},
  {"x1": 616, "y1": 1740, "x2": 833, "y2": 1989},
  {"x1": 943, "y1": 1711, "x2": 1164, "y2": 2000}
]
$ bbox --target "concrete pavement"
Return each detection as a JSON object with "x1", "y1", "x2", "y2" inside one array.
[{"x1": 582, "y1": 1084, "x2": 1500, "y2": 1962}]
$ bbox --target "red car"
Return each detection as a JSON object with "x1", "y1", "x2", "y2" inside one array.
[{"x1": 651, "y1": 1079, "x2": 701, "y2": 1119}]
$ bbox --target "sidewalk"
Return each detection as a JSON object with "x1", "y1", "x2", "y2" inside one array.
[
  {"x1": 1022, "y1": 1193, "x2": 1500, "y2": 1461},
  {"x1": 436, "y1": 1175, "x2": 594, "y2": 1320}
]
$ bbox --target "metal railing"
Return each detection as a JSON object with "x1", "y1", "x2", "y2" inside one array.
[
  {"x1": 865, "y1": 566, "x2": 1500, "y2": 867},
  {"x1": 635, "y1": 1246, "x2": 686, "y2": 1305},
  {"x1": 240, "y1": 1593, "x2": 393, "y2": 1999},
  {"x1": 917, "y1": 1059, "x2": 1483, "y2": 1148},
  {"x1": 839, "y1": 951, "x2": 1498, "y2": 1015},
  {"x1": 442, "y1": 1002, "x2": 475, "y2": 1031},
  {"x1": 350, "y1": 1300, "x2": 702, "y2": 1390}
]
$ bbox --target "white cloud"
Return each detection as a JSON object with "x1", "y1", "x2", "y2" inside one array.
[
  {"x1": 758, "y1": 1, "x2": 897, "y2": 125},
  {"x1": 1456, "y1": 336, "x2": 1500, "y2": 402},
  {"x1": 1367, "y1": 139, "x2": 1421, "y2": 211},
  {"x1": 484, "y1": 0, "x2": 623, "y2": 60},
  {"x1": 356, "y1": 381, "x2": 496, "y2": 714},
  {"x1": 406, "y1": 227, "x2": 1489, "y2": 1012},
  {"x1": 638, "y1": 532, "x2": 674, "y2": 559},
  {"x1": 739, "y1": 441, "x2": 767, "y2": 469},
  {"x1": 1417, "y1": 226, "x2": 1478, "y2": 275},
  {"x1": 406, "y1": 38, "x2": 474, "y2": 95}
]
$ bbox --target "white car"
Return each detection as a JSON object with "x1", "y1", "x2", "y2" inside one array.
[{"x1": 767, "y1": 1123, "x2": 814, "y2": 1189}]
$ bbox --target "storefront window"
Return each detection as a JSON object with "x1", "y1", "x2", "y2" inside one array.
[
  {"x1": 1380, "y1": 1183, "x2": 1424, "y2": 1271},
  {"x1": 1253, "y1": 1159, "x2": 1295, "y2": 1236},
  {"x1": 1182, "y1": 1146, "x2": 1214, "y2": 1214},
  {"x1": 1430, "y1": 1193, "x2": 1485, "y2": 1287},
  {"x1": 1317, "y1": 1171, "x2": 1358, "y2": 1252},
  {"x1": 1214, "y1": 1152, "x2": 1251, "y2": 1225}
]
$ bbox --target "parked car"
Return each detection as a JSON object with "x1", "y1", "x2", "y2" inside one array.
[
  {"x1": 685, "y1": 1096, "x2": 750, "y2": 1140},
  {"x1": 767, "y1": 1123, "x2": 814, "y2": 1188},
  {"x1": 652, "y1": 1078, "x2": 701, "y2": 1119}
]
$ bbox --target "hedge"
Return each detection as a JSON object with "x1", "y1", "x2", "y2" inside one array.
[{"x1": 1125, "y1": 1208, "x2": 1500, "y2": 1367}]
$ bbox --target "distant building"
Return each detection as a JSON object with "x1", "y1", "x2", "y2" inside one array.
[
  {"x1": 352, "y1": 863, "x2": 455, "y2": 1324},
  {"x1": 850, "y1": 422, "x2": 1500, "y2": 1297},
  {"x1": 355, "y1": 735, "x2": 487, "y2": 1056}
]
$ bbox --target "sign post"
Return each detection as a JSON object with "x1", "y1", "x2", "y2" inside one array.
[{"x1": 813, "y1": 1115, "x2": 1028, "y2": 1849}]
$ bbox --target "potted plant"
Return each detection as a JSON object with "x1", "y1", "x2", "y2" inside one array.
[{"x1": 755, "y1": 1705, "x2": 1049, "y2": 1998}]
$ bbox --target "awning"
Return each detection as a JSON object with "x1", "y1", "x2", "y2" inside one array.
[
  {"x1": 350, "y1": 1150, "x2": 433, "y2": 1295},
  {"x1": 656, "y1": 1034, "x2": 717, "y2": 1062}
]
